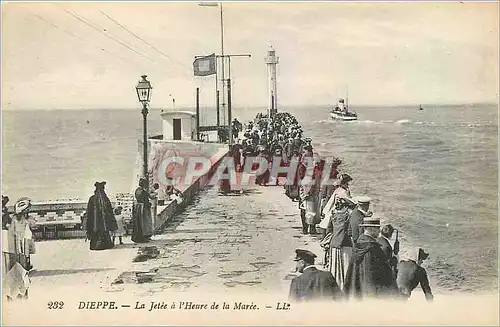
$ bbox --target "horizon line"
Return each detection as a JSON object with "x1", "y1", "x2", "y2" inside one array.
[{"x1": 2, "y1": 102, "x2": 498, "y2": 111}]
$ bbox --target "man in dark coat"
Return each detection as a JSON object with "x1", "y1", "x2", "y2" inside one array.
[
  {"x1": 377, "y1": 224, "x2": 398, "y2": 286},
  {"x1": 377, "y1": 224, "x2": 394, "y2": 262},
  {"x1": 397, "y1": 248, "x2": 434, "y2": 301},
  {"x1": 343, "y1": 217, "x2": 395, "y2": 300},
  {"x1": 289, "y1": 249, "x2": 342, "y2": 302},
  {"x1": 348, "y1": 196, "x2": 372, "y2": 244},
  {"x1": 232, "y1": 118, "x2": 242, "y2": 138}
]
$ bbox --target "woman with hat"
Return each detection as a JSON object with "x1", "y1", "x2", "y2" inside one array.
[
  {"x1": 86, "y1": 182, "x2": 117, "y2": 250},
  {"x1": 326, "y1": 197, "x2": 354, "y2": 290},
  {"x1": 2, "y1": 197, "x2": 35, "y2": 300},
  {"x1": 9, "y1": 197, "x2": 35, "y2": 271},
  {"x1": 319, "y1": 157, "x2": 342, "y2": 213},
  {"x1": 319, "y1": 173, "x2": 355, "y2": 234},
  {"x1": 3, "y1": 196, "x2": 31, "y2": 274}
]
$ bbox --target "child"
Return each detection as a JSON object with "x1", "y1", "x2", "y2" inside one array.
[{"x1": 112, "y1": 206, "x2": 126, "y2": 245}]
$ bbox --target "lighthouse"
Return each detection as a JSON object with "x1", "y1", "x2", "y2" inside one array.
[{"x1": 265, "y1": 46, "x2": 279, "y2": 119}]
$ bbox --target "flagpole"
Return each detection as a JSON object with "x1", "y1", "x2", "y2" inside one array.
[
  {"x1": 220, "y1": 2, "x2": 226, "y2": 127},
  {"x1": 198, "y1": 2, "x2": 226, "y2": 138},
  {"x1": 215, "y1": 58, "x2": 220, "y2": 130}
]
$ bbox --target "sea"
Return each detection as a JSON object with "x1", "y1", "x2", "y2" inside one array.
[{"x1": 2, "y1": 103, "x2": 498, "y2": 293}]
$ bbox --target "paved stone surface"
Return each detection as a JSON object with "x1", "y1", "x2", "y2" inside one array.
[
  {"x1": 114, "y1": 183, "x2": 324, "y2": 296},
  {"x1": 29, "y1": 236, "x2": 139, "y2": 295}
]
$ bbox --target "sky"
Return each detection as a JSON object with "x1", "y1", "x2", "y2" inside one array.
[{"x1": 1, "y1": 1, "x2": 498, "y2": 110}]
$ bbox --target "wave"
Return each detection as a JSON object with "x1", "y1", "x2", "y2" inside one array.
[
  {"x1": 357, "y1": 120, "x2": 384, "y2": 125},
  {"x1": 314, "y1": 118, "x2": 495, "y2": 128},
  {"x1": 395, "y1": 119, "x2": 410, "y2": 124},
  {"x1": 314, "y1": 119, "x2": 336, "y2": 124},
  {"x1": 314, "y1": 118, "x2": 428, "y2": 126},
  {"x1": 462, "y1": 122, "x2": 498, "y2": 128}
]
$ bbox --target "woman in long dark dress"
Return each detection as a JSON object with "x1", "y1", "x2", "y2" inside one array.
[
  {"x1": 131, "y1": 178, "x2": 152, "y2": 243},
  {"x1": 86, "y1": 181, "x2": 117, "y2": 251}
]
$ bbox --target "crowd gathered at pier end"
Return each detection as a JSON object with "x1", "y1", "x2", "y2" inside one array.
[{"x1": 228, "y1": 111, "x2": 435, "y2": 302}]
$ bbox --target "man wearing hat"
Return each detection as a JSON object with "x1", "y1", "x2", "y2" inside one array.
[
  {"x1": 396, "y1": 247, "x2": 434, "y2": 301},
  {"x1": 343, "y1": 216, "x2": 395, "y2": 299},
  {"x1": 289, "y1": 249, "x2": 341, "y2": 302},
  {"x1": 348, "y1": 195, "x2": 372, "y2": 244}
]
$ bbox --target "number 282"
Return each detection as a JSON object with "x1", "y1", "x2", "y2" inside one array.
[{"x1": 47, "y1": 301, "x2": 64, "y2": 309}]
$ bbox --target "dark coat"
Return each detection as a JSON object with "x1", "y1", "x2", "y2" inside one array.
[
  {"x1": 348, "y1": 208, "x2": 369, "y2": 243},
  {"x1": 396, "y1": 261, "x2": 434, "y2": 301},
  {"x1": 2, "y1": 206, "x2": 11, "y2": 230},
  {"x1": 343, "y1": 234, "x2": 395, "y2": 299},
  {"x1": 329, "y1": 209, "x2": 353, "y2": 248},
  {"x1": 289, "y1": 266, "x2": 342, "y2": 302},
  {"x1": 86, "y1": 190, "x2": 117, "y2": 251},
  {"x1": 377, "y1": 236, "x2": 399, "y2": 284},
  {"x1": 377, "y1": 236, "x2": 393, "y2": 262},
  {"x1": 132, "y1": 187, "x2": 153, "y2": 243},
  {"x1": 86, "y1": 193, "x2": 117, "y2": 233}
]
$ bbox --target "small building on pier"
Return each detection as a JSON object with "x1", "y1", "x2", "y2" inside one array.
[{"x1": 160, "y1": 110, "x2": 197, "y2": 141}]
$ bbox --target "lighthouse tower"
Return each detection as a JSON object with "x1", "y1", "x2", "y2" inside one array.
[{"x1": 265, "y1": 46, "x2": 279, "y2": 119}]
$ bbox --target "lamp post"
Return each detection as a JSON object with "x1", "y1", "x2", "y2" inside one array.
[{"x1": 135, "y1": 75, "x2": 153, "y2": 189}]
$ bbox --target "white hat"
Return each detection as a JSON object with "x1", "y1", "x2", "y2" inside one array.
[
  {"x1": 356, "y1": 196, "x2": 372, "y2": 204},
  {"x1": 14, "y1": 197, "x2": 31, "y2": 214}
]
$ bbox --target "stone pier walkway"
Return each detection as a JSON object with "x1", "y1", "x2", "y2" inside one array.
[
  {"x1": 114, "y1": 183, "x2": 323, "y2": 296},
  {"x1": 21, "y1": 183, "x2": 320, "y2": 299},
  {"x1": 28, "y1": 235, "x2": 138, "y2": 296}
]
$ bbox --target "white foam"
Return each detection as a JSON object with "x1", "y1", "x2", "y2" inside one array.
[{"x1": 395, "y1": 119, "x2": 410, "y2": 124}]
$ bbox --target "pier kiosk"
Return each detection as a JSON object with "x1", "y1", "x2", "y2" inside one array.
[
  {"x1": 129, "y1": 108, "x2": 228, "y2": 233},
  {"x1": 160, "y1": 110, "x2": 197, "y2": 141}
]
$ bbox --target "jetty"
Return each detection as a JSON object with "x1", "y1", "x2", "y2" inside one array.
[{"x1": 15, "y1": 45, "x2": 331, "y2": 295}]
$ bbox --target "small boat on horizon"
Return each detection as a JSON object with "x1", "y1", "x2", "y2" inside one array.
[
  {"x1": 419, "y1": 104, "x2": 424, "y2": 111},
  {"x1": 330, "y1": 98, "x2": 357, "y2": 121}
]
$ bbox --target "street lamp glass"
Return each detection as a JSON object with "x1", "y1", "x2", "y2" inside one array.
[{"x1": 135, "y1": 75, "x2": 153, "y2": 104}]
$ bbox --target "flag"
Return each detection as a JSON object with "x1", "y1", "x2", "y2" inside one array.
[{"x1": 193, "y1": 54, "x2": 216, "y2": 76}]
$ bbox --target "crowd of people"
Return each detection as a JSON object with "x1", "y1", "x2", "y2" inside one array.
[
  {"x1": 228, "y1": 112, "x2": 340, "y2": 190},
  {"x1": 230, "y1": 111, "x2": 434, "y2": 303}
]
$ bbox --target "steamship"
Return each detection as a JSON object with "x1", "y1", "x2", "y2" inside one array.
[{"x1": 330, "y1": 98, "x2": 357, "y2": 121}]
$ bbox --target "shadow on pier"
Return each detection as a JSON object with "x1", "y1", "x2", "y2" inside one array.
[{"x1": 30, "y1": 267, "x2": 115, "y2": 277}]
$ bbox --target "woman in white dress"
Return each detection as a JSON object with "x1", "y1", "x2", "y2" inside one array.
[{"x1": 4, "y1": 197, "x2": 34, "y2": 300}]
